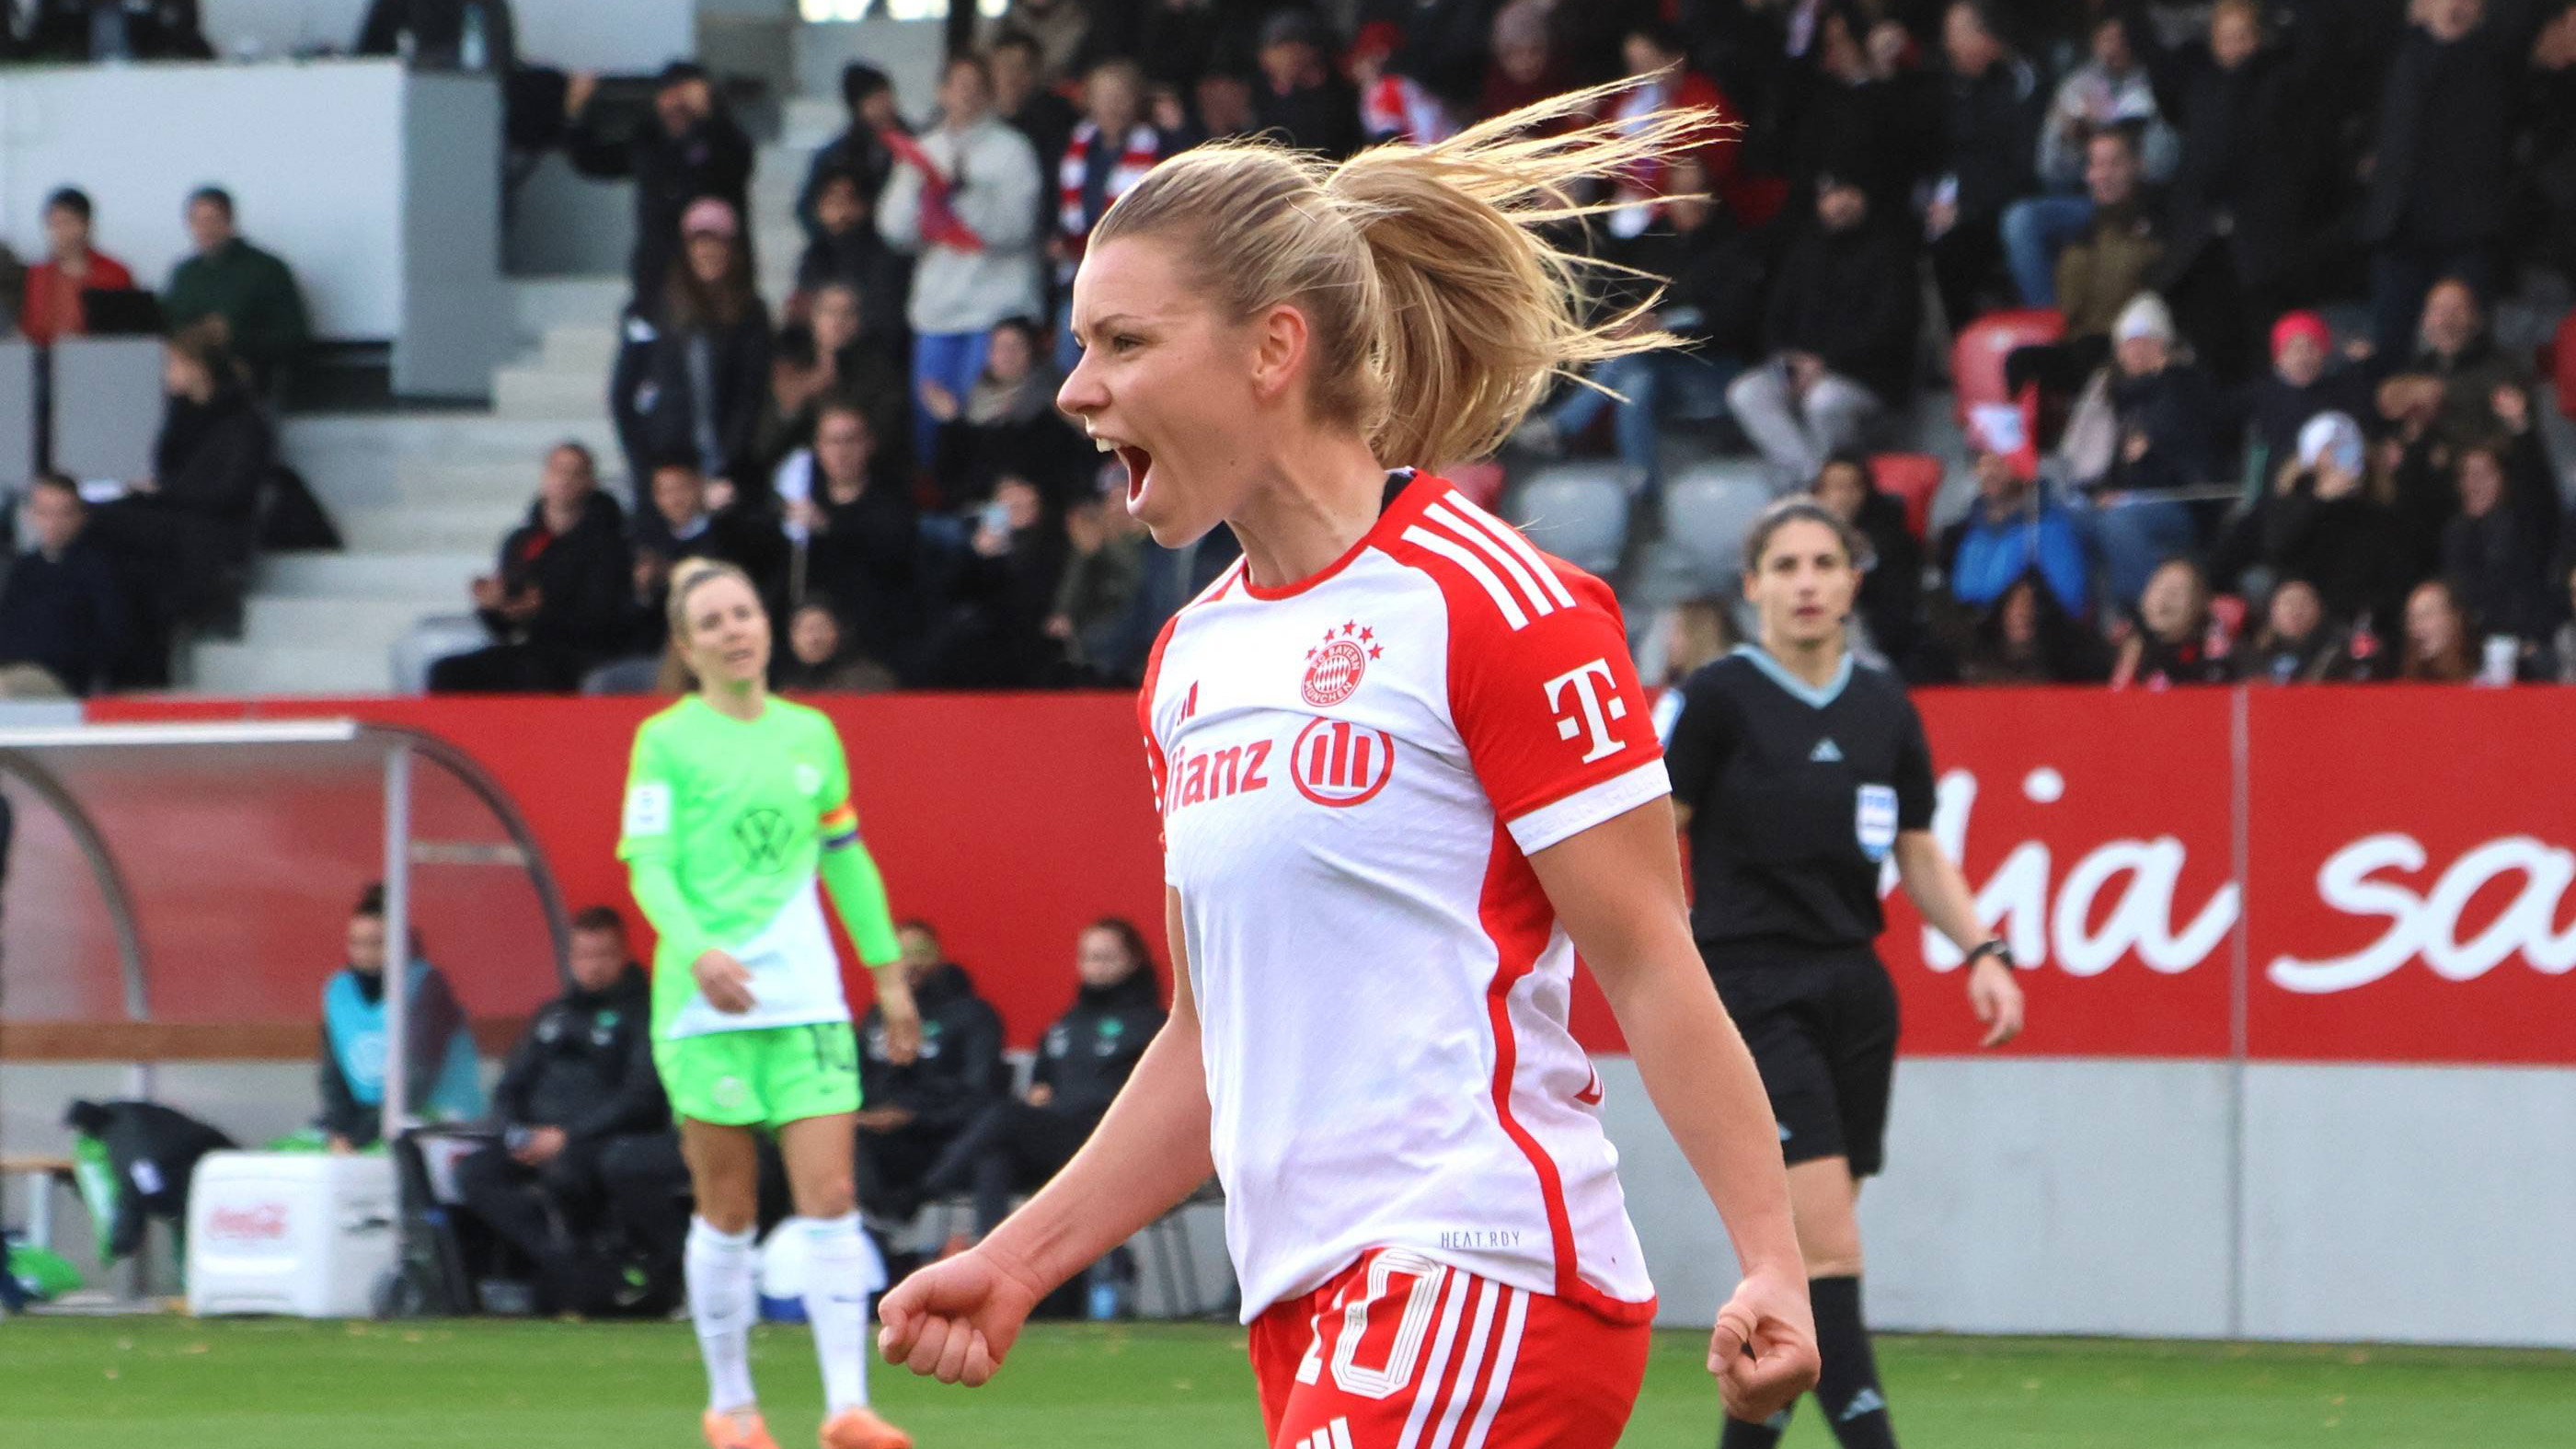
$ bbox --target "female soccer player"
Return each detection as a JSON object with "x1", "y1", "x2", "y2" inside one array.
[
  {"x1": 878, "y1": 86, "x2": 1823, "y2": 1445},
  {"x1": 618, "y1": 558, "x2": 923, "y2": 1449},
  {"x1": 1666, "y1": 499, "x2": 2029, "y2": 1449}
]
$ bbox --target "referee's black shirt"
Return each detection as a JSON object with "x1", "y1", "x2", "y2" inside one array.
[{"x1": 1664, "y1": 646, "x2": 1938, "y2": 960}]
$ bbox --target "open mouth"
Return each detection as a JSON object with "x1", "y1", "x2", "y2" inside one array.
[{"x1": 1094, "y1": 433, "x2": 1153, "y2": 509}]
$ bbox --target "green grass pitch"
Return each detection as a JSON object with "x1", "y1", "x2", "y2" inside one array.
[{"x1": 4, "y1": 1316, "x2": 2570, "y2": 1447}]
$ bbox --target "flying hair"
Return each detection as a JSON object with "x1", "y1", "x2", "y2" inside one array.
[{"x1": 1088, "y1": 76, "x2": 1734, "y2": 468}]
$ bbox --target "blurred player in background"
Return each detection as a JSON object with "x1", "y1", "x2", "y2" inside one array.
[
  {"x1": 618, "y1": 558, "x2": 923, "y2": 1449},
  {"x1": 879, "y1": 86, "x2": 1823, "y2": 1446},
  {"x1": 1667, "y1": 498, "x2": 2030, "y2": 1449}
]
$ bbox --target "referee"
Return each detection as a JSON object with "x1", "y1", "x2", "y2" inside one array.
[{"x1": 1667, "y1": 498, "x2": 2026, "y2": 1449}]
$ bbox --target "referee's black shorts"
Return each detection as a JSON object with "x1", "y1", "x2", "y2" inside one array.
[{"x1": 1700, "y1": 944, "x2": 1901, "y2": 1179}]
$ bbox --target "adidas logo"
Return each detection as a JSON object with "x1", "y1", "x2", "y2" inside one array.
[
  {"x1": 1810, "y1": 738, "x2": 1844, "y2": 763},
  {"x1": 1839, "y1": 1387, "x2": 1888, "y2": 1421}
]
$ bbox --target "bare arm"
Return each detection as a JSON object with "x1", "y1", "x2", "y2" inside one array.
[
  {"x1": 880, "y1": 885, "x2": 1211, "y2": 1384},
  {"x1": 1528, "y1": 799, "x2": 1818, "y2": 1421},
  {"x1": 1892, "y1": 829, "x2": 2023, "y2": 1048}
]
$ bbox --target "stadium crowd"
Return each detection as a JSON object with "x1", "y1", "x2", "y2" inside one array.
[{"x1": 6, "y1": 0, "x2": 2576, "y2": 694}]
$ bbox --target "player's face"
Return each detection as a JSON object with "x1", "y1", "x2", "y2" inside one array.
[
  {"x1": 1745, "y1": 518, "x2": 1857, "y2": 651},
  {"x1": 1075, "y1": 927, "x2": 1137, "y2": 988},
  {"x1": 1059, "y1": 235, "x2": 1268, "y2": 548},
  {"x1": 681, "y1": 574, "x2": 770, "y2": 689}
]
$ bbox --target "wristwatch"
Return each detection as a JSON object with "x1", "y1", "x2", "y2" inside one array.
[{"x1": 1965, "y1": 937, "x2": 2016, "y2": 971}]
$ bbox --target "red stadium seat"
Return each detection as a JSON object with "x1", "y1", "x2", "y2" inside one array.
[
  {"x1": 1951, "y1": 308, "x2": 2065, "y2": 424},
  {"x1": 1867, "y1": 454, "x2": 1943, "y2": 542}
]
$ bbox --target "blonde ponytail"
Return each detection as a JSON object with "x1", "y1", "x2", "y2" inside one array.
[{"x1": 1090, "y1": 78, "x2": 1731, "y2": 466}]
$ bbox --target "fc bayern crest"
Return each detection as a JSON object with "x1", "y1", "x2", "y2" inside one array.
[{"x1": 1301, "y1": 621, "x2": 1382, "y2": 707}]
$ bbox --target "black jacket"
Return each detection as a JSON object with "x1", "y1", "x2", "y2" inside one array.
[
  {"x1": 929, "y1": 405, "x2": 1093, "y2": 510},
  {"x1": 1254, "y1": 78, "x2": 1366, "y2": 160},
  {"x1": 1613, "y1": 213, "x2": 1767, "y2": 359},
  {"x1": 1031, "y1": 969, "x2": 1166, "y2": 1123},
  {"x1": 860, "y1": 962, "x2": 1006, "y2": 1133},
  {"x1": 2362, "y1": 24, "x2": 2516, "y2": 251},
  {"x1": 488, "y1": 489, "x2": 633, "y2": 661},
  {"x1": 152, "y1": 387, "x2": 274, "y2": 529},
  {"x1": 2101, "y1": 362, "x2": 2224, "y2": 495},
  {"x1": 611, "y1": 302, "x2": 775, "y2": 489},
  {"x1": 2156, "y1": 37, "x2": 2346, "y2": 291},
  {"x1": 355, "y1": 0, "x2": 514, "y2": 72},
  {"x1": 0, "y1": 537, "x2": 130, "y2": 694},
  {"x1": 572, "y1": 110, "x2": 756, "y2": 302},
  {"x1": 489, "y1": 965, "x2": 660, "y2": 1142},
  {"x1": 805, "y1": 473, "x2": 923, "y2": 668},
  {"x1": 2244, "y1": 477, "x2": 2407, "y2": 626},
  {"x1": 1938, "y1": 56, "x2": 2041, "y2": 222},
  {"x1": 1761, "y1": 219, "x2": 1919, "y2": 401},
  {"x1": 798, "y1": 124, "x2": 903, "y2": 240},
  {"x1": 1851, "y1": 488, "x2": 1922, "y2": 663},
  {"x1": 792, "y1": 225, "x2": 914, "y2": 353},
  {"x1": 2232, "y1": 368, "x2": 2375, "y2": 482},
  {"x1": 61, "y1": 1100, "x2": 233, "y2": 1259}
]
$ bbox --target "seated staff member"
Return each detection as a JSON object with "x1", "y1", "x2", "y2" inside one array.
[{"x1": 1666, "y1": 498, "x2": 2029, "y2": 1449}]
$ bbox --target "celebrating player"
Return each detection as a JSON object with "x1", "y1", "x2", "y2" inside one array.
[
  {"x1": 1667, "y1": 499, "x2": 2029, "y2": 1449},
  {"x1": 878, "y1": 85, "x2": 1823, "y2": 1445},
  {"x1": 618, "y1": 558, "x2": 923, "y2": 1449}
]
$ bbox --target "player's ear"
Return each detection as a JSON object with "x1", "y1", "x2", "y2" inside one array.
[{"x1": 1245, "y1": 303, "x2": 1311, "y2": 405}]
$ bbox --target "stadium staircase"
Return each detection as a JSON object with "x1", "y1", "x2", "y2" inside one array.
[{"x1": 184, "y1": 98, "x2": 845, "y2": 695}]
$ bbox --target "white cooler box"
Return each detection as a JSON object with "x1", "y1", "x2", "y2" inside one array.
[{"x1": 185, "y1": 1151, "x2": 399, "y2": 1317}]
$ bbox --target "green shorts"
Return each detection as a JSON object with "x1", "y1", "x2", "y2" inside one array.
[{"x1": 653, "y1": 1022, "x2": 862, "y2": 1131}]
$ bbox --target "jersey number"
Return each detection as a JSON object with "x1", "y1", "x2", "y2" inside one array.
[{"x1": 1303, "y1": 1251, "x2": 1446, "y2": 1399}]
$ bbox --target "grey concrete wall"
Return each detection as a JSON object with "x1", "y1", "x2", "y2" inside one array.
[{"x1": 201, "y1": 0, "x2": 698, "y2": 70}]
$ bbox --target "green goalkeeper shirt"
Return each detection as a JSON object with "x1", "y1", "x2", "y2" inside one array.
[{"x1": 617, "y1": 696, "x2": 899, "y2": 1041}]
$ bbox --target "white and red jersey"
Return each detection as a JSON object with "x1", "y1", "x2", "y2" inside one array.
[{"x1": 1139, "y1": 472, "x2": 1669, "y2": 1326}]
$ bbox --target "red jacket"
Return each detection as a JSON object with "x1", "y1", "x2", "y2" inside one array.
[{"x1": 20, "y1": 250, "x2": 137, "y2": 347}]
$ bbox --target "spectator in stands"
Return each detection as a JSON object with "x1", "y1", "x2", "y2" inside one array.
[
  {"x1": 918, "y1": 476, "x2": 1066, "y2": 687},
  {"x1": 19, "y1": 188, "x2": 135, "y2": 348},
  {"x1": 1510, "y1": 156, "x2": 1765, "y2": 493},
  {"x1": 1775, "y1": 5, "x2": 1916, "y2": 218},
  {"x1": 988, "y1": 30, "x2": 1081, "y2": 169},
  {"x1": 2523, "y1": 5, "x2": 2576, "y2": 286},
  {"x1": 776, "y1": 596, "x2": 897, "y2": 694},
  {"x1": 2362, "y1": 0, "x2": 2515, "y2": 362},
  {"x1": 2400, "y1": 576, "x2": 2477, "y2": 682},
  {"x1": 318, "y1": 882, "x2": 484, "y2": 1151},
  {"x1": 2441, "y1": 439, "x2": 2557, "y2": 646},
  {"x1": 1925, "y1": 0, "x2": 2041, "y2": 326},
  {"x1": 2062, "y1": 293, "x2": 2220, "y2": 609},
  {"x1": 356, "y1": 0, "x2": 514, "y2": 73},
  {"x1": 919, "y1": 917, "x2": 1166, "y2": 1241},
  {"x1": 881, "y1": 53, "x2": 1047, "y2": 468},
  {"x1": 1811, "y1": 451, "x2": 1920, "y2": 662},
  {"x1": 2216, "y1": 412, "x2": 2403, "y2": 629},
  {"x1": 791, "y1": 168, "x2": 912, "y2": 357},
  {"x1": 2029, "y1": 12, "x2": 2178, "y2": 209},
  {"x1": 569, "y1": 61, "x2": 754, "y2": 305},
  {"x1": 1727, "y1": 173, "x2": 1916, "y2": 488},
  {"x1": 799, "y1": 63, "x2": 905, "y2": 242},
  {"x1": 1939, "y1": 446, "x2": 2088, "y2": 618},
  {"x1": 1599, "y1": 25, "x2": 1735, "y2": 241},
  {"x1": 1045, "y1": 496, "x2": 1174, "y2": 684},
  {"x1": 979, "y1": 0, "x2": 1097, "y2": 89},
  {"x1": 1349, "y1": 20, "x2": 1455, "y2": 147},
  {"x1": 2001, "y1": 127, "x2": 2163, "y2": 404},
  {"x1": 1051, "y1": 60, "x2": 1174, "y2": 373},
  {"x1": 2235, "y1": 312, "x2": 2372, "y2": 488},
  {"x1": 1951, "y1": 574, "x2": 2110, "y2": 684},
  {"x1": 1478, "y1": 0, "x2": 1570, "y2": 132},
  {"x1": 1134, "y1": 0, "x2": 1235, "y2": 94},
  {"x1": 19, "y1": 0, "x2": 211, "y2": 61},
  {"x1": 428, "y1": 442, "x2": 635, "y2": 693},
  {"x1": 0, "y1": 474, "x2": 127, "y2": 696},
  {"x1": 2111, "y1": 557, "x2": 2231, "y2": 687},
  {"x1": 163, "y1": 187, "x2": 310, "y2": 388},
  {"x1": 610, "y1": 198, "x2": 771, "y2": 499},
  {"x1": 2376, "y1": 277, "x2": 2530, "y2": 453},
  {"x1": 451, "y1": 907, "x2": 661, "y2": 1311},
  {"x1": 1253, "y1": 8, "x2": 1364, "y2": 159},
  {"x1": 2238, "y1": 579, "x2": 2349, "y2": 685},
  {"x1": 855, "y1": 921, "x2": 1005, "y2": 1225},
  {"x1": 784, "y1": 399, "x2": 921, "y2": 674},
  {"x1": 755, "y1": 281, "x2": 904, "y2": 483},
  {"x1": 926, "y1": 316, "x2": 1087, "y2": 508}
]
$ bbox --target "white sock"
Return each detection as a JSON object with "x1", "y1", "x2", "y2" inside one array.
[
  {"x1": 803, "y1": 1213, "x2": 873, "y2": 1414},
  {"x1": 685, "y1": 1216, "x2": 760, "y2": 1414}
]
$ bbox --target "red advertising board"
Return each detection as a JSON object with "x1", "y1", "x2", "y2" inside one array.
[{"x1": 79, "y1": 685, "x2": 2576, "y2": 1066}]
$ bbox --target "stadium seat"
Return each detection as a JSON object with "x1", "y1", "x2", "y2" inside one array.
[
  {"x1": 1660, "y1": 460, "x2": 1774, "y2": 589},
  {"x1": 1868, "y1": 454, "x2": 1944, "y2": 542},
  {"x1": 1508, "y1": 464, "x2": 1635, "y2": 576},
  {"x1": 1951, "y1": 308, "x2": 2065, "y2": 425}
]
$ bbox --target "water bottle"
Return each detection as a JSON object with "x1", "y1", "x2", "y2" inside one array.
[{"x1": 460, "y1": 3, "x2": 489, "y2": 71}]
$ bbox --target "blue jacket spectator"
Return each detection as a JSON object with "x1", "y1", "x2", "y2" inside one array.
[{"x1": 1941, "y1": 450, "x2": 2090, "y2": 618}]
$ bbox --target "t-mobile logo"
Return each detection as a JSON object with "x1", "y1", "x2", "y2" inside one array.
[{"x1": 1544, "y1": 658, "x2": 1628, "y2": 765}]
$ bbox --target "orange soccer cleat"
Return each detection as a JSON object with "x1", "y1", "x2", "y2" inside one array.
[
  {"x1": 702, "y1": 1409, "x2": 782, "y2": 1449},
  {"x1": 817, "y1": 1406, "x2": 914, "y2": 1449}
]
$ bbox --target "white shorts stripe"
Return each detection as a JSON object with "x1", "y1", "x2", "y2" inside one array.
[
  {"x1": 1400, "y1": 525, "x2": 1531, "y2": 630},
  {"x1": 1426, "y1": 1275, "x2": 1501, "y2": 1449},
  {"x1": 1394, "y1": 1269, "x2": 1475, "y2": 1449},
  {"x1": 1421, "y1": 501, "x2": 1557, "y2": 624},
  {"x1": 1457, "y1": 1288, "x2": 1530, "y2": 1449},
  {"x1": 1445, "y1": 491, "x2": 1579, "y2": 609}
]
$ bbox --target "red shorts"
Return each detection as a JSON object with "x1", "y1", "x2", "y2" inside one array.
[{"x1": 1248, "y1": 1248, "x2": 1650, "y2": 1449}]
